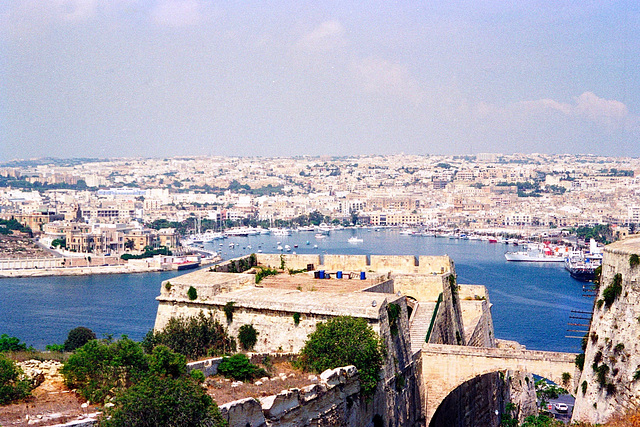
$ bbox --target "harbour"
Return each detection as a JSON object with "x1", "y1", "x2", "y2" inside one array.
[{"x1": 0, "y1": 228, "x2": 592, "y2": 353}]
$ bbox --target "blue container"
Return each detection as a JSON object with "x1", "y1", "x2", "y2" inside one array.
[
  {"x1": 319, "y1": 270, "x2": 325, "y2": 279},
  {"x1": 360, "y1": 271, "x2": 366, "y2": 280},
  {"x1": 336, "y1": 271, "x2": 343, "y2": 279}
]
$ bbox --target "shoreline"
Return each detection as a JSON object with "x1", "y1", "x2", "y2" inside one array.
[{"x1": 0, "y1": 258, "x2": 218, "y2": 278}]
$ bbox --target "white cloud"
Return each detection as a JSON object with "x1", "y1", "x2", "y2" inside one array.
[
  {"x1": 477, "y1": 92, "x2": 632, "y2": 130},
  {"x1": 151, "y1": 0, "x2": 202, "y2": 27},
  {"x1": 296, "y1": 20, "x2": 346, "y2": 52},
  {"x1": 350, "y1": 57, "x2": 424, "y2": 104},
  {"x1": 574, "y1": 91, "x2": 628, "y2": 126}
]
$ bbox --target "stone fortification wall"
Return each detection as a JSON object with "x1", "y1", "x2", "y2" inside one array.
[
  {"x1": 370, "y1": 255, "x2": 418, "y2": 271},
  {"x1": 218, "y1": 297, "x2": 423, "y2": 427},
  {"x1": 157, "y1": 272, "x2": 254, "y2": 309},
  {"x1": 458, "y1": 285, "x2": 496, "y2": 348},
  {"x1": 417, "y1": 256, "x2": 455, "y2": 275},
  {"x1": 156, "y1": 300, "x2": 337, "y2": 353},
  {"x1": 256, "y1": 253, "x2": 320, "y2": 271},
  {"x1": 220, "y1": 364, "x2": 422, "y2": 427},
  {"x1": 254, "y1": 253, "x2": 453, "y2": 275},
  {"x1": 392, "y1": 274, "x2": 445, "y2": 302},
  {"x1": 155, "y1": 286, "x2": 401, "y2": 353},
  {"x1": 323, "y1": 254, "x2": 369, "y2": 271},
  {"x1": 362, "y1": 278, "x2": 394, "y2": 294},
  {"x1": 427, "y1": 273, "x2": 466, "y2": 346},
  {"x1": 573, "y1": 236, "x2": 640, "y2": 424},
  {"x1": 430, "y1": 369, "x2": 536, "y2": 427}
]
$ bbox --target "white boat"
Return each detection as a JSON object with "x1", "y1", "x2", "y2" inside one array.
[
  {"x1": 505, "y1": 243, "x2": 570, "y2": 262},
  {"x1": 284, "y1": 245, "x2": 292, "y2": 252},
  {"x1": 277, "y1": 245, "x2": 283, "y2": 251},
  {"x1": 315, "y1": 233, "x2": 326, "y2": 239},
  {"x1": 271, "y1": 228, "x2": 292, "y2": 236},
  {"x1": 201, "y1": 230, "x2": 223, "y2": 242},
  {"x1": 348, "y1": 236, "x2": 364, "y2": 244}
]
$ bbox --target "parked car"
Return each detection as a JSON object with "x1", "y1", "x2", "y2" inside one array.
[{"x1": 554, "y1": 403, "x2": 569, "y2": 412}]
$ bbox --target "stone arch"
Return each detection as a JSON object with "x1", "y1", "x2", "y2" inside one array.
[{"x1": 421, "y1": 345, "x2": 578, "y2": 424}]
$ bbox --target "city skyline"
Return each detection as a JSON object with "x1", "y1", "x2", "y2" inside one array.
[{"x1": 2, "y1": 1, "x2": 640, "y2": 161}]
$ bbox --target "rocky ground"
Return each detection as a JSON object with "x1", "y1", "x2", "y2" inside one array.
[
  {"x1": 0, "y1": 360, "x2": 99, "y2": 426},
  {"x1": 205, "y1": 359, "x2": 317, "y2": 405},
  {"x1": 0, "y1": 358, "x2": 313, "y2": 426},
  {"x1": 0, "y1": 234, "x2": 54, "y2": 259}
]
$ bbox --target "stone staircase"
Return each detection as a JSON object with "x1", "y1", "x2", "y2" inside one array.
[{"x1": 409, "y1": 302, "x2": 436, "y2": 353}]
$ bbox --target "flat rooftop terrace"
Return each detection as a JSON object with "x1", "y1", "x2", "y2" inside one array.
[
  {"x1": 256, "y1": 272, "x2": 386, "y2": 293},
  {"x1": 606, "y1": 234, "x2": 640, "y2": 255}
]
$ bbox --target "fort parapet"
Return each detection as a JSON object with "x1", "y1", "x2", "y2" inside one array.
[{"x1": 152, "y1": 253, "x2": 575, "y2": 426}]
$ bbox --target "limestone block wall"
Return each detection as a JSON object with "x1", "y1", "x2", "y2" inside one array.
[
  {"x1": 158, "y1": 273, "x2": 254, "y2": 306},
  {"x1": 362, "y1": 279, "x2": 395, "y2": 294},
  {"x1": 370, "y1": 255, "x2": 418, "y2": 272},
  {"x1": 392, "y1": 274, "x2": 446, "y2": 302},
  {"x1": 323, "y1": 254, "x2": 369, "y2": 271},
  {"x1": 427, "y1": 273, "x2": 466, "y2": 346},
  {"x1": 417, "y1": 256, "x2": 455, "y2": 275},
  {"x1": 256, "y1": 253, "x2": 320, "y2": 271},
  {"x1": 458, "y1": 285, "x2": 496, "y2": 348},
  {"x1": 573, "y1": 238, "x2": 640, "y2": 424},
  {"x1": 154, "y1": 300, "x2": 341, "y2": 353},
  {"x1": 220, "y1": 364, "x2": 422, "y2": 427}
]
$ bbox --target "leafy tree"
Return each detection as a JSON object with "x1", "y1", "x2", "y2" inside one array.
[
  {"x1": 51, "y1": 238, "x2": 66, "y2": 249},
  {"x1": 0, "y1": 353, "x2": 33, "y2": 404},
  {"x1": 101, "y1": 373, "x2": 226, "y2": 427},
  {"x1": 298, "y1": 316, "x2": 385, "y2": 397},
  {"x1": 61, "y1": 337, "x2": 149, "y2": 403},
  {"x1": 0, "y1": 334, "x2": 29, "y2": 352},
  {"x1": 124, "y1": 239, "x2": 135, "y2": 250},
  {"x1": 64, "y1": 326, "x2": 97, "y2": 352},
  {"x1": 143, "y1": 312, "x2": 235, "y2": 360},
  {"x1": 520, "y1": 414, "x2": 563, "y2": 426},
  {"x1": 237, "y1": 324, "x2": 258, "y2": 351},
  {"x1": 217, "y1": 353, "x2": 267, "y2": 382}
]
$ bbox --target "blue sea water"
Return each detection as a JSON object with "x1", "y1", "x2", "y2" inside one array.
[{"x1": 0, "y1": 229, "x2": 592, "y2": 352}]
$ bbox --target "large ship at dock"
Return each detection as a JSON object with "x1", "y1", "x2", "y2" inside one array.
[{"x1": 563, "y1": 239, "x2": 603, "y2": 281}]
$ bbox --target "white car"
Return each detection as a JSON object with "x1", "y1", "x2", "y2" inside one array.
[{"x1": 554, "y1": 403, "x2": 569, "y2": 412}]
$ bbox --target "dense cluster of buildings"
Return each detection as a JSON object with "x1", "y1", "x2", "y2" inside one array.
[{"x1": 1, "y1": 153, "x2": 639, "y2": 255}]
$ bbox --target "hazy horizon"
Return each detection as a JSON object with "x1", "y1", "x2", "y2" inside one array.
[{"x1": 2, "y1": 1, "x2": 639, "y2": 161}]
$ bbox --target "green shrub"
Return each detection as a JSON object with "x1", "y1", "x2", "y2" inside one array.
[
  {"x1": 61, "y1": 337, "x2": 149, "y2": 403},
  {"x1": 217, "y1": 353, "x2": 267, "y2": 382},
  {"x1": 187, "y1": 286, "x2": 198, "y2": 301},
  {"x1": 0, "y1": 334, "x2": 29, "y2": 353},
  {"x1": 164, "y1": 281, "x2": 172, "y2": 291},
  {"x1": 224, "y1": 301, "x2": 235, "y2": 323},
  {"x1": 101, "y1": 370, "x2": 226, "y2": 427},
  {"x1": 602, "y1": 273, "x2": 623, "y2": 307},
  {"x1": 293, "y1": 312, "x2": 301, "y2": 326},
  {"x1": 64, "y1": 326, "x2": 96, "y2": 352},
  {"x1": 596, "y1": 364, "x2": 609, "y2": 386},
  {"x1": 255, "y1": 266, "x2": 279, "y2": 284},
  {"x1": 630, "y1": 254, "x2": 640, "y2": 268},
  {"x1": 298, "y1": 316, "x2": 385, "y2": 397},
  {"x1": 237, "y1": 324, "x2": 258, "y2": 351},
  {"x1": 189, "y1": 369, "x2": 205, "y2": 384},
  {"x1": 0, "y1": 353, "x2": 33, "y2": 404},
  {"x1": 633, "y1": 367, "x2": 640, "y2": 381},
  {"x1": 582, "y1": 380, "x2": 588, "y2": 395},
  {"x1": 45, "y1": 344, "x2": 65, "y2": 352},
  {"x1": 143, "y1": 312, "x2": 235, "y2": 360},
  {"x1": 387, "y1": 303, "x2": 401, "y2": 336},
  {"x1": 575, "y1": 353, "x2": 585, "y2": 371}
]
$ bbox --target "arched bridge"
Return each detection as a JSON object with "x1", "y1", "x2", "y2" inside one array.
[{"x1": 422, "y1": 343, "x2": 578, "y2": 424}]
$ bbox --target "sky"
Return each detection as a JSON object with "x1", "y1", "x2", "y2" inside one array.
[{"x1": 1, "y1": 1, "x2": 639, "y2": 160}]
